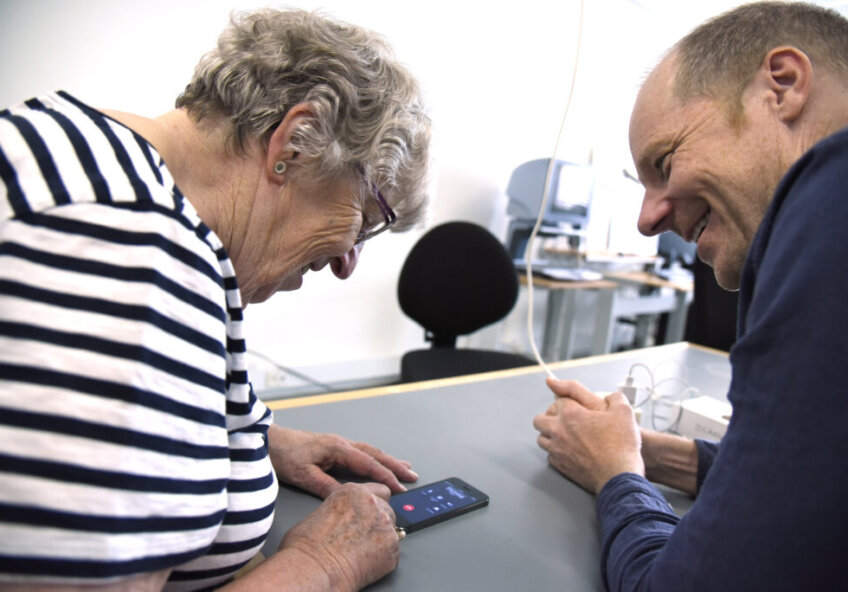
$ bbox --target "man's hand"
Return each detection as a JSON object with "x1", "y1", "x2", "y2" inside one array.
[
  {"x1": 533, "y1": 379, "x2": 645, "y2": 495},
  {"x1": 267, "y1": 424, "x2": 418, "y2": 498}
]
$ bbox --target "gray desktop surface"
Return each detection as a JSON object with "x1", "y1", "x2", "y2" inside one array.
[{"x1": 264, "y1": 343, "x2": 731, "y2": 590}]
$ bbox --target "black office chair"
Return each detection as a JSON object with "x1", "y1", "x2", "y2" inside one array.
[{"x1": 397, "y1": 221, "x2": 535, "y2": 382}]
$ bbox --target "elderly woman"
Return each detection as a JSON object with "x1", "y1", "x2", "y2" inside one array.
[{"x1": 0, "y1": 8, "x2": 429, "y2": 592}]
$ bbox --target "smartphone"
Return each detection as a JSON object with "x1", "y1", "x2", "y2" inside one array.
[{"x1": 390, "y1": 477, "x2": 489, "y2": 534}]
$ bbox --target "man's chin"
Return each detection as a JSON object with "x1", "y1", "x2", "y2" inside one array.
[{"x1": 709, "y1": 258, "x2": 742, "y2": 292}]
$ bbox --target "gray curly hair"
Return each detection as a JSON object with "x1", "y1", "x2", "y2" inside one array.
[{"x1": 176, "y1": 8, "x2": 431, "y2": 231}]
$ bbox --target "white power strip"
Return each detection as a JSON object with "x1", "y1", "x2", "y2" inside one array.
[{"x1": 675, "y1": 396, "x2": 732, "y2": 441}]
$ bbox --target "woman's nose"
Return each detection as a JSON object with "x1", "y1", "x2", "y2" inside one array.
[{"x1": 330, "y1": 242, "x2": 364, "y2": 279}]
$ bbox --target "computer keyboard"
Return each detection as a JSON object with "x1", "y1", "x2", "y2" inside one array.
[
  {"x1": 537, "y1": 268, "x2": 603, "y2": 282},
  {"x1": 514, "y1": 262, "x2": 603, "y2": 282}
]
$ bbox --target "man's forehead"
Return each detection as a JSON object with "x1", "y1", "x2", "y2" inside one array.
[
  {"x1": 630, "y1": 58, "x2": 680, "y2": 151},
  {"x1": 630, "y1": 82, "x2": 669, "y2": 149},
  {"x1": 635, "y1": 58, "x2": 677, "y2": 118}
]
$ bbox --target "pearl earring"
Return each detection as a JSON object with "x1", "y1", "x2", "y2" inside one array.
[{"x1": 274, "y1": 161, "x2": 286, "y2": 175}]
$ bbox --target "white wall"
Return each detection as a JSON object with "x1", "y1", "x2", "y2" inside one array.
[{"x1": 3, "y1": 0, "x2": 845, "y2": 389}]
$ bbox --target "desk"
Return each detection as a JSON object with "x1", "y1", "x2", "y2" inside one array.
[
  {"x1": 263, "y1": 343, "x2": 731, "y2": 591},
  {"x1": 600, "y1": 270, "x2": 694, "y2": 351},
  {"x1": 540, "y1": 245, "x2": 660, "y2": 269},
  {"x1": 519, "y1": 274, "x2": 619, "y2": 362},
  {"x1": 523, "y1": 270, "x2": 694, "y2": 362}
]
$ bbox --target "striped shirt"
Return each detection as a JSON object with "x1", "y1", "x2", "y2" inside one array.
[{"x1": 0, "y1": 91, "x2": 278, "y2": 590}]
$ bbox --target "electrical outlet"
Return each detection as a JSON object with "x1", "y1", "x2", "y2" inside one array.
[{"x1": 264, "y1": 367, "x2": 287, "y2": 389}]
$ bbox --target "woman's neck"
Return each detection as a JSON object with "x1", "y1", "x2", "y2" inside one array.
[{"x1": 101, "y1": 108, "x2": 258, "y2": 250}]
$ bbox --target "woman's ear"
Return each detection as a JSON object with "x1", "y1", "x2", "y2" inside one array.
[
  {"x1": 265, "y1": 103, "x2": 314, "y2": 180},
  {"x1": 761, "y1": 46, "x2": 812, "y2": 123}
]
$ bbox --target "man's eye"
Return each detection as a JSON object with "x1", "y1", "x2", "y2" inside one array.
[{"x1": 654, "y1": 151, "x2": 672, "y2": 180}]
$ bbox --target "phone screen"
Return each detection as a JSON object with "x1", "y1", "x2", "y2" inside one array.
[{"x1": 390, "y1": 477, "x2": 489, "y2": 533}]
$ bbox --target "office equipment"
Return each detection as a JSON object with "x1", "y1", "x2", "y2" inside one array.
[
  {"x1": 505, "y1": 158, "x2": 594, "y2": 263},
  {"x1": 514, "y1": 261, "x2": 604, "y2": 282},
  {"x1": 397, "y1": 221, "x2": 535, "y2": 382},
  {"x1": 658, "y1": 231, "x2": 697, "y2": 268},
  {"x1": 263, "y1": 343, "x2": 732, "y2": 591},
  {"x1": 519, "y1": 270, "x2": 692, "y2": 362},
  {"x1": 676, "y1": 395, "x2": 732, "y2": 441},
  {"x1": 601, "y1": 270, "x2": 693, "y2": 348}
]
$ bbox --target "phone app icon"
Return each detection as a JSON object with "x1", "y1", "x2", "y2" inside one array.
[{"x1": 403, "y1": 504, "x2": 415, "y2": 512}]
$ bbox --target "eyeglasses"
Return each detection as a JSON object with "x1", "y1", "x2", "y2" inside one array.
[{"x1": 355, "y1": 179, "x2": 397, "y2": 245}]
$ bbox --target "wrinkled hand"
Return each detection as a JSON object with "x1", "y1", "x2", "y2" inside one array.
[
  {"x1": 280, "y1": 482, "x2": 400, "y2": 592},
  {"x1": 268, "y1": 424, "x2": 418, "y2": 498},
  {"x1": 532, "y1": 379, "x2": 644, "y2": 495}
]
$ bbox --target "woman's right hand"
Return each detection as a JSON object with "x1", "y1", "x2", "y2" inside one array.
[{"x1": 279, "y1": 482, "x2": 400, "y2": 591}]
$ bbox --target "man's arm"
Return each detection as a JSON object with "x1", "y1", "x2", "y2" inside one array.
[{"x1": 640, "y1": 429, "x2": 699, "y2": 496}]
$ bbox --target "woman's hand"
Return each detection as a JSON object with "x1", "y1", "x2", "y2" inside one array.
[
  {"x1": 278, "y1": 482, "x2": 401, "y2": 592},
  {"x1": 268, "y1": 424, "x2": 418, "y2": 498},
  {"x1": 533, "y1": 379, "x2": 644, "y2": 495}
]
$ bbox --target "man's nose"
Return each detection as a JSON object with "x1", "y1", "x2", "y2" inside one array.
[
  {"x1": 636, "y1": 187, "x2": 674, "y2": 237},
  {"x1": 330, "y1": 242, "x2": 364, "y2": 279}
]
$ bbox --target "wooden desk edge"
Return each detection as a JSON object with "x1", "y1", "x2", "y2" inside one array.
[
  {"x1": 602, "y1": 270, "x2": 694, "y2": 293},
  {"x1": 518, "y1": 274, "x2": 619, "y2": 290},
  {"x1": 265, "y1": 342, "x2": 728, "y2": 410}
]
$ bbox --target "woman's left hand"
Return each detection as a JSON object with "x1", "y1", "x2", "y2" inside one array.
[{"x1": 267, "y1": 424, "x2": 419, "y2": 498}]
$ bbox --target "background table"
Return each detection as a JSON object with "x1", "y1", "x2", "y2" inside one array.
[
  {"x1": 519, "y1": 274, "x2": 619, "y2": 361},
  {"x1": 263, "y1": 343, "x2": 731, "y2": 590},
  {"x1": 600, "y1": 270, "x2": 694, "y2": 351},
  {"x1": 520, "y1": 271, "x2": 693, "y2": 363}
]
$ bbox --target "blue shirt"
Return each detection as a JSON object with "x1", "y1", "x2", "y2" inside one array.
[{"x1": 596, "y1": 127, "x2": 848, "y2": 591}]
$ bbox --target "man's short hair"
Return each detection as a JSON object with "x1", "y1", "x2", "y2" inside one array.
[{"x1": 673, "y1": 1, "x2": 848, "y2": 121}]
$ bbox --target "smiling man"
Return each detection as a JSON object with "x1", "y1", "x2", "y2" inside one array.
[
  {"x1": 533, "y1": 2, "x2": 848, "y2": 590},
  {"x1": 629, "y1": 54, "x2": 786, "y2": 291}
]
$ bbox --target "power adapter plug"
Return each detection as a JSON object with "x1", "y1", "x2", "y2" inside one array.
[
  {"x1": 618, "y1": 375, "x2": 637, "y2": 406},
  {"x1": 616, "y1": 375, "x2": 642, "y2": 424}
]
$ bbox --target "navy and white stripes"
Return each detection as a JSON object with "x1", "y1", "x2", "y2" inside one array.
[{"x1": 0, "y1": 92, "x2": 277, "y2": 590}]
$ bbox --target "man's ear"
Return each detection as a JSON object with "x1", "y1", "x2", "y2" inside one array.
[
  {"x1": 265, "y1": 103, "x2": 314, "y2": 180},
  {"x1": 761, "y1": 46, "x2": 812, "y2": 123}
]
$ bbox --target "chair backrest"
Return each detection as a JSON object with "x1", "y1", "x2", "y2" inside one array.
[{"x1": 398, "y1": 221, "x2": 519, "y2": 347}]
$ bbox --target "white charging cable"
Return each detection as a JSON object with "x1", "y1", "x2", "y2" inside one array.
[
  {"x1": 618, "y1": 361, "x2": 701, "y2": 431},
  {"x1": 524, "y1": 0, "x2": 586, "y2": 380},
  {"x1": 619, "y1": 362, "x2": 654, "y2": 408}
]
